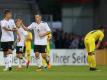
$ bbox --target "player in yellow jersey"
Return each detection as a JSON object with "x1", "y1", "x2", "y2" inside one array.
[
  {"x1": 42, "y1": 33, "x2": 52, "y2": 69},
  {"x1": 84, "y1": 26, "x2": 105, "y2": 71},
  {"x1": 25, "y1": 31, "x2": 32, "y2": 68}
]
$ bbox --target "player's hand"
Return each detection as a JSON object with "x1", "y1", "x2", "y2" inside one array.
[
  {"x1": 17, "y1": 37, "x2": 21, "y2": 42},
  {"x1": 39, "y1": 31, "x2": 46, "y2": 37},
  {"x1": 12, "y1": 28, "x2": 17, "y2": 32}
]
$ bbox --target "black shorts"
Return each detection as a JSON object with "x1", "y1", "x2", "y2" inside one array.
[
  {"x1": 1, "y1": 41, "x2": 13, "y2": 51},
  {"x1": 16, "y1": 46, "x2": 25, "y2": 54},
  {"x1": 34, "y1": 45, "x2": 46, "y2": 53}
]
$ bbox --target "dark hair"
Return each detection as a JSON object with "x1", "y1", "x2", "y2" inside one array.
[
  {"x1": 97, "y1": 26, "x2": 106, "y2": 30},
  {"x1": 35, "y1": 14, "x2": 42, "y2": 17},
  {"x1": 15, "y1": 17, "x2": 23, "y2": 23},
  {"x1": 16, "y1": 17, "x2": 23, "y2": 20},
  {"x1": 3, "y1": 9, "x2": 11, "y2": 17}
]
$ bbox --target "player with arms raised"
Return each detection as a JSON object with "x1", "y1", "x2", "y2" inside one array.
[{"x1": 84, "y1": 26, "x2": 105, "y2": 71}]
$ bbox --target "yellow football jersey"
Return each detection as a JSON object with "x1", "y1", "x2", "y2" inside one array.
[
  {"x1": 84, "y1": 30, "x2": 104, "y2": 53},
  {"x1": 85, "y1": 30, "x2": 104, "y2": 42},
  {"x1": 25, "y1": 32, "x2": 32, "y2": 51},
  {"x1": 46, "y1": 33, "x2": 52, "y2": 55}
]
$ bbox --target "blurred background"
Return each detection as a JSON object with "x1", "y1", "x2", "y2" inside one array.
[{"x1": 0, "y1": 0, "x2": 107, "y2": 49}]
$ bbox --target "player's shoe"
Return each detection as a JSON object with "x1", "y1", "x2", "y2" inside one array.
[
  {"x1": 48, "y1": 64, "x2": 51, "y2": 69},
  {"x1": 8, "y1": 67, "x2": 12, "y2": 71},
  {"x1": 90, "y1": 67, "x2": 101, "y2": 71}
]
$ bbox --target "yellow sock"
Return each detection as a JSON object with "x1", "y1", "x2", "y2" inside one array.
[
  {"x1": 42, "y1": 58, "x2": 47, "y2": 67},
  {"x1": 87, "y1": 55, "x2": 92, "y2": 67},
  {"x1": 91, "y1": 55, "x2": 96, "y2": 68}
]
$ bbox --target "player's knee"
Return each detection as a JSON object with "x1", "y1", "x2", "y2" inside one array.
[
  {"x1": 41, "y1": 53, "x2": 47, "y2": 58},
  {"x1": 88, "y1": 52, "x2": 94, "y2": 55},
  {"x1": 8, "y1": 49, "x2": 12, "y2": 54},
  {"x1": 35, "y1": 52, "x2": 39, "y2": 58}
]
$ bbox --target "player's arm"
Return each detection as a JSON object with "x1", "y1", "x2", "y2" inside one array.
[
  {"x1": 39, "y1": 23, "x2": 51, "y2": 37},
  {"x1": 2, "y1": 27, "x2": 13, "y2": 31},
  {"x1": 22, "y1": 23, "x2": 29, "y2": 31},
  {"x1": 2, "y1": 20, "x2": 17, "y2": 31},
  {"x1": 96, "y1": 33, "x2": 104, "y2": 49},
  {"x1": 16, "y1": 30, "x2": 21, "y2": 42}
]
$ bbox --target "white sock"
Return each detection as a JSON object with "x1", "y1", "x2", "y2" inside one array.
[
  {"x1": 4, "y1": 57, "x2": 8, "y2": 69},
  {"x1": 18, "y1": 58, "x2": 22, "y2": 68},
  {"x1": 7, "y1": 54, "x2": 12, "y2": 67},
  {"x1": 35, "y1": 56, "x2": 42, "y2": 68}
]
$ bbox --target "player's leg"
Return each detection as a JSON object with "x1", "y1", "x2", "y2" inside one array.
[
  {"x1": 41, "y1": 45, "x2": 50, "y2": 69},
  {"x1": 85, "y1": 39, "x2": 96, "y2": 71},
  {"x1": 25, "y1": 50, "x2": 31, "y2": 68},
  {"x1": 89, "y1": 42, "x2": 96, "y2": 71},
  {"x1": 16, "y1": 46, "x2": 21, "y2": 68},
  {"x1": 42, "y1": 57, "x2": 47, "y2": 68},
  {"x1": 34, "y1": 45, "x2": 42, "y2": 70},
  {"x1": 16, "y1": 46, "x2": 24, "y2": 68},
  {"x1": 46, "y1": 44, "x2": 51, "y2": 69},
  {"x1": 84, "y1": 39, "x2": 93, "y2": 70},
  {"x1": 1, "y1": 42, "x2": 9, "y2": 71},
  {"x1": 6, "y1": 41, "x2": 14, "y2": 71}
]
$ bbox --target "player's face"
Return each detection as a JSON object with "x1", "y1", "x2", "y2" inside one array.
[
  {"x1": 6, "y1": 12, "x2": 12, "y2": 19},
  {"x1": 16, "y1": 19, "x2": 22, "y2": 28},
  {"x1": 35, "y1": 15, "x2": 41, "y2": 23}
]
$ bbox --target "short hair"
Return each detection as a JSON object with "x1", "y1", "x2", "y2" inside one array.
[
  {"x1": 97, "y1": 26, "x2": 106, "y2": 30},
  {"x1": 16, "y1": 17, "x2": 23, "y2": 20},
  {"x1": 35, "y1": 14, "x2": 42, "y2": 17},
  {"x1": 15, "y1": 17, "x2": 23, "y2": 23},
  {"x1": 3, "y1": 9, "x2": 11, "y2": 16}
]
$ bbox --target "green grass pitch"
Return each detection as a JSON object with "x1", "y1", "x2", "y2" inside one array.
[{"x1": 0, "y1": 66, "x2": 107, "y2": 80}]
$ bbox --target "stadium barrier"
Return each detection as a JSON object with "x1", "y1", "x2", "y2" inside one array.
[
  {"x1": 96, "y1": 49, "x2": 107, "y2": 65},
  {"x1": 0, "y1": 49, "x2": 106, "y2": 66},
  {"x1": 0, "y1": 49, "x2": 88, "y2": 66}
]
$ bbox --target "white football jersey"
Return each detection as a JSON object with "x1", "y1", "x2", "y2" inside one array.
[
  {"x1": 17, "y1": 27, "x2": 28, "y2": 46},
  {"x1": 28, "y1": 21, "x2": 51, "y2": 45},
  {"x1": 0, "y1": 19, "x2": 16, "y2": 42}
]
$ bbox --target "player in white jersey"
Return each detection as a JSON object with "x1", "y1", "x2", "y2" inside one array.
[
  {"x1": 0, "y1": 10, "x2": 20, "y2": 71},
  {"x1": 22, "y1": 14, "x2": 51, "y2": 71},
  {"x1": 15, "y1": 18, "x2": 28, "y2": 68}
]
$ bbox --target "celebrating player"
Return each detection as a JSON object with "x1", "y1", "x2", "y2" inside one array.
[
  {"x1": 22, "y1": 14, "x2": 51, "y2": 71},
  {"x1": 0, "y1": 9, "x2": 20, "y2": 71},
  {"x1": 15, "y1": 18, "x2": 28, "y2": 68},
  {"x1": 84, "y1": 26, "x2": 105, "y2": 71}
]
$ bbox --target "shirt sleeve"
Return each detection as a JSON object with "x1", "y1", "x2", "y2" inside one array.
[
  {"x1": 13, "y1": 20, "x2": 16, "y2": 28},
  {"x1": 1, "y1": 21, "x2": 6, "y2": 28},
  {"x1": 99, "y1": 32, "x2": 104, "y2": 41},
  {"x1": 44, "y1": 23, "x2": 51, "y2": 32},
  {"x1": 28, "y1": 23, "x2": 35, "y2": 30}
]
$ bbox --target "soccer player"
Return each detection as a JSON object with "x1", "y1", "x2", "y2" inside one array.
[
  {"x1": 25, "y1": 31, "x2": 32, "y2": 68},
  {"x1": 22, "y1": 14, "x2": 51, "y2": 71},
  {"x1": 0, "y1": 9, "x2": 20, "y2": 71},
  {"x1": 15, "y1": 18, "x2": 28, "y2": 68},
  {"x1": 84, "y1": 26, "x2": 105, "y2": 71}
]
